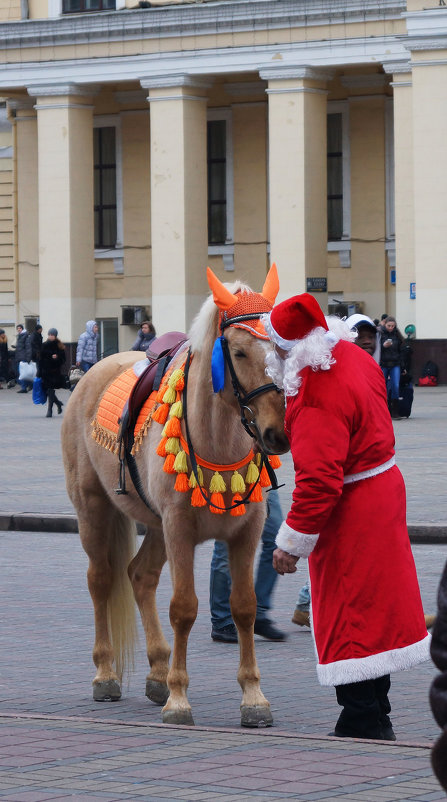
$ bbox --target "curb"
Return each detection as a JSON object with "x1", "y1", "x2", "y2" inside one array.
[{"x1": 1, "y1": 513, "x2": 447, "y2": 542}]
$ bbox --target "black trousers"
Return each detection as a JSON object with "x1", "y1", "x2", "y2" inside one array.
[{"x1": 335, "y1": 675, "x2": 392, "y2": 739}]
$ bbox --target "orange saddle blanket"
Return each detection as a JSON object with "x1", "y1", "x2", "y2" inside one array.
[{"x1": 91, "y1": 367, "x2": 158, "y2": 455}]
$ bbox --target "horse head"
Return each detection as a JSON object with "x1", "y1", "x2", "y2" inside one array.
[{"x1": 199, "y1": 265, "x2": 290, "y2": 456}]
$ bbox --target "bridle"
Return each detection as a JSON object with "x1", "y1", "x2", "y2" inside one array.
[{"x1": 182, "y1": 312, "x2": 284, "y2": 512}]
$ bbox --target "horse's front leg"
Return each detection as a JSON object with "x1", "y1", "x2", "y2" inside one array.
[
  {"x1": 162, "y1": 524, "x2": 197, "y2": 725},
  {"x1": 228, "y1": 534, "x2": 273, "y2": 728},
  {"x1": 127, "y1": 522, "x2": 171, "y2": 706}
]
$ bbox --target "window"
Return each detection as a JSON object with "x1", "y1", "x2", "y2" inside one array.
[
  {"x1": 207, "y1": 109, "x2": 234, "y2": 253},
  {"x1": 94, "y1": 127, "x2": 117, "y2": 250},
  {"x1": 97, "y1": 318, "x2": 119, "y2": 359},
  {"x1": 327, "y1": 113, "x2": 343, "y2": 241},
  {"x1": 63, "y1": 0, "x2": 114, "y2": 12}
]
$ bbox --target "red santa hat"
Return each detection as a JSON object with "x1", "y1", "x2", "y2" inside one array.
[{"x1": 263, "y1": 293, "x2": 328, "y2": 350}]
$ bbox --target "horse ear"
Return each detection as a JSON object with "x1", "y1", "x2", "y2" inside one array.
[
  {"x1": 206, "y1": 266, "x2": 238, "y2": 310},
  {"x1": 261, "y1": 263, "x2": 280, "y2": 306}
]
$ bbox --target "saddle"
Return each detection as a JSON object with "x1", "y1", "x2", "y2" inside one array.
[{"x1": 119, "y1": 330, "x2": 187, "y2": 447}]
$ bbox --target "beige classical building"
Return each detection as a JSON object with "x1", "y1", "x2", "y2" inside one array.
[{"x1": 0, "y1": 0, "x2": 446, "y2": 373}]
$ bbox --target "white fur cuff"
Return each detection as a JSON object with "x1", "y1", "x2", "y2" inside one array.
[{"x1": 275, "y1": 520, "x2": 319, "y2": 558}]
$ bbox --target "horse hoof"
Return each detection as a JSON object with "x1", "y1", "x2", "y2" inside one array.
[
  {"x1": 162, "y1": 708, "x2": 195, "y2": 726},
  {"x1": 241, "y1": 705, "x2": 273, "y2": 728},
  {"x1": 146, "y1": 679, "x2": 170, "y2": 706},
  {"x1": 93, "y1": 679, "x2": 121, "y2": 702}
]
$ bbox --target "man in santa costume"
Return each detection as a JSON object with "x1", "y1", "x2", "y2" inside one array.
[{"x1": 262, "y1": 294, "x2": 430, "y2": 741}]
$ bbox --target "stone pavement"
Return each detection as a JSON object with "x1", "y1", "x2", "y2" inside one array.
[{"x1": 1, "y1": 384, "x2": 447, "y2": 800}]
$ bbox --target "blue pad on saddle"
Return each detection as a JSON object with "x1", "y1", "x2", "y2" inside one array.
[{"x1": 211, "y1": 336, "x2": 226, "y2": 393}]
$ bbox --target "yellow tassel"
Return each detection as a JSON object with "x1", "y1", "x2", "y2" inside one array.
[
  {"x1": 173, "y1": 450, "x2": 188, "y2": 474},
  {"x1": 168, "y1": 369, "x2": 184, "y2": 390},
  {"x1": 268, "y1": 455, "x2": 282, "y2": 469},
  {"x1": 255, "y1": 453, "x2": 262, "y2": 467},
  {"x1": 191, "y1": 486, "x2": 207, "y2": 507},
  {"x1": 174, "y1": 472, "x2": 189, "y2": 492},
  {"x1": 156, "y1": 385, "x2": 167, "y2": 403},
  {"x1": 162, "y1": 386, "x2": 176, "y2": 405},
  {"x1": 152, "y1": 403, "x2": 169, "y2": 424},
  {"x1": 169, "y1": 400, "x2": 183, "y2": 419},
  {"x1": 163, "y1": 454, "x2": 176, "y2": 474},
  {"x1": 165, "y1": 437, "x2": 180, "y2": 455},
  {"x1": 189, "y1": 466, "x2": 204, "y2": 488},
  {"x1": 209, "y1": 471, "x2": 227, "y2": 493},
  {"x1": 249, "y1": 483, "x2": 263, "y2": 502},
  {"x1": 231, "y1": 493, "x2": 246, "y2": 516},
  {"x1": 245, "y1": 460, "x2": 259, "y2": 484},
  {"x1": 210, "y1": 492, "x2": 225, "y2": 514},
  {"x1": 164, "y1": 417, "x2": 182, "y2": 438},
  {"x1": 231, "y1": 470, "x2": 246, "y2": 494},
  {"x1": 259, "y1": 465, "x2": 271, "y2": 487}
]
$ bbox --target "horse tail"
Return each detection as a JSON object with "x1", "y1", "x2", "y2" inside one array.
[{"x1": 107, "y1": 511, "x2": 138, "y2": 681}]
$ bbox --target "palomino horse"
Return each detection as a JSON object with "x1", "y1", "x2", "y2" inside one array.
[{"x1": 61, "y1": 265, "x2": 289, "y2": 728}]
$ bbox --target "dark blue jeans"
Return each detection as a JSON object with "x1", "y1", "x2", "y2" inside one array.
[
  {"x1": 382, "y1": 365, "x2": 400, "y2": 400},
  {"x1": 209, "y1": 489, "x2": 283, "y2": 628}
]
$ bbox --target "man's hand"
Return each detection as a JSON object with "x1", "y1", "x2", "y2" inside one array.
[{"x1": 273, "y1": 548, "x2": 299, "y2": 575}]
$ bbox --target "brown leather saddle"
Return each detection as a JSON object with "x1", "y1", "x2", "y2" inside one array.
[{"x1": 116, "y1": 331, "x2": 188, "y2": 505}]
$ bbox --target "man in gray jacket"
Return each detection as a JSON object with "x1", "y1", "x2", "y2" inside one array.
[{"x1": 76, "y1": 320, "x2": 99, "y2": 373}]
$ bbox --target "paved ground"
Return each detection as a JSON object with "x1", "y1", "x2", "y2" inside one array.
[{"x1": 1, "y1": 384, "x2": 446, "y2": 800}]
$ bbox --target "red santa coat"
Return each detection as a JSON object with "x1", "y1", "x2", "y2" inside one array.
[{"x1": 276, "y1": 339, "x2": 430, "y2": 686}]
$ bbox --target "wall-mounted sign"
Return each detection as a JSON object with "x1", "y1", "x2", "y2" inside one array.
[
  {"x1": 410, "y1": 282, "x2": 416, "y2": 300},
  {"x1": 306, "y1": 277, "x2": 327, "y2": 293},
  {"x1": 390, "y1": 269, "x2": 396, "y2": 285}
]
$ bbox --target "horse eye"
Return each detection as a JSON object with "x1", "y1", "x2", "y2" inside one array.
[{"x1": 234, "y1": 350, "x2": 247, "y2": 359}]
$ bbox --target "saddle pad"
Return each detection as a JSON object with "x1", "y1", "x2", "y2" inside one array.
[{"x1": 91, "y1": 367, "x2": 158, "y2": 453}]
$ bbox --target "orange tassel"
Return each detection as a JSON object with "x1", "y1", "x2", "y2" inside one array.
[
  {"x1": 164, "y1": 416, "x2": 182, "y2": 438},
  {"x1": 230, "y1": 493, "x2": 246, "y2": 516},
  {"x1": 268, "y1": 455, "x2": 282, "y2": 469},
  {"x1": 174, "y1": 472, "x2": 189, "y2": 492},
  {"x1": 156, "y1": 437, "x2": 168, "y2": 457},
  {"x1": 249, "y1": 483, "x2": 263, "y2": 502},
  {"x1": 152, "y1": 403, "x2": 169, "y2": 424},
  {"x1": 156, "y1": 385, "x2": 167, "y2": 403},
  {"x1": 210, "y1": 492, "x2": 225, "y2": 514},
  {"x1": 163, "y1": 454, "x2": 176, "y2": 474},
  {"x1": 259, "y1": 465, "x2": 271, "y2": 487},
  {"x1": 191, "y1": 486, "x2": 207, "y2": 507},
  {"x1": 175, "y1": 375, "x2": 185, "y2": 392}
]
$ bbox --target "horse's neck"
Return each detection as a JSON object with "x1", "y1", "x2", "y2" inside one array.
[{"x1": 186, "y1": 351, "x2": 252, "y2": 465}]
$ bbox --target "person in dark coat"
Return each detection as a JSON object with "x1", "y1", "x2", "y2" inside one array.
[
  {"x1": 430, "y1": 560, "x2": 447, "y2": 793},
  {"x1": 379, "y1": 315, "x2": 403, "y2": 419},
  {"x1": 0, "y1": 329, "x2": 9, "y2": 389},
  {"x1": 13, "y1": 324, "x2": 33, "y2": 393},
  {"x1": 39, "y1": 328, "x2": 66, "y2": 418},
  {"x1": 30, "y1": 324, "x2": 43, "y2": 366},
  {"x1": 131, "y1": 321, "x2": 156, "y2": 352}
]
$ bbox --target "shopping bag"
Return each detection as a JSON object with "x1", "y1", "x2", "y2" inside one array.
[
  {"x1": 19, "y1": 360, "x2": 37, "y2": 382},
  {"x1": 32, "y1": 376, "x2": 47, "y2": 405}
]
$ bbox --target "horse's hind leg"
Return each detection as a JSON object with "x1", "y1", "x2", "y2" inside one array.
[
  {"x1": 228, "y1": 536, "x2": 273, "y2": 728},
  {"x1": 161, "y1": 519, "x2": 197, "y2": 726},
  {"x1": 127, "y1": 523, "x2": 171, "y2": 706},
  {"x1": 79, "y1": 500, "x2": 137, "y2": 702}
]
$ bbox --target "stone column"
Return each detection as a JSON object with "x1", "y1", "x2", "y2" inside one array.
[
  {"x1": 29, "y1": 83, "x2": 96, "y2": 342},
  {"x1": 385, "y1": 64, "x2": 415, "y2": 331},
  {"x1": 260, "y1": 67, "x2": 331, "y2": 308},
  {"x1": 7, "y1": 99, "x2": 38, "y2": 325},
  {"x1": 142, "y1": 76, "x2": 209, "y2": 333}
]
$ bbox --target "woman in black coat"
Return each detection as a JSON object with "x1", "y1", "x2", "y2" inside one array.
[
  {"x1": 379, "y1": 315, "x2": 403, "y2": 419},
  {"x1": 0, "y1": 329, "x2": 9, "y2": 388},
  {"x1": 39, "y1": 328, "x2": 66, "y2": 418},
  {"x1": 430, "y1": 560, "x2": 447, "y2": 792}
]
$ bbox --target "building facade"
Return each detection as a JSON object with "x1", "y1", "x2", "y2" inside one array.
[{"x1": 0, "y1": 0, "x2": 446, "y2": 371}]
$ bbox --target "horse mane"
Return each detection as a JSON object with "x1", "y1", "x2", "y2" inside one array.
[{"x1": 188, "y1": 280, "x2": 254, "y2": 354}]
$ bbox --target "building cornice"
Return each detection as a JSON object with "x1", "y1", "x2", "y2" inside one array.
[
  {"x1": 0, "y1": 0, "x2": 406, "y2": 50},
  {"x1": 402, "y1": 8, "x2": 447, "y2": 52}
]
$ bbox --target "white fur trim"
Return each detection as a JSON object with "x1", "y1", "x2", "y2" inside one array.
[
  {"x1": 343, "y1": 457, "x2": 395, "y2": 485},
  {"x1": 261, "y1": 313, "x2": 300, "y2": 350},
  {"x1": 275, "y1": 520, "x2": 319, "y2": 558},
  {"x1": 316, "y1": 634, "x2": 431, "y2": 687}
]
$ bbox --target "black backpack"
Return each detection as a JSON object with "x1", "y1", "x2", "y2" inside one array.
[{"x1": 422, "y1": 360, "x2": 439, "y2": 378}]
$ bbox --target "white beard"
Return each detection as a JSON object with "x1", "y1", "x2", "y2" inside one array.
[{"x1": 264, "y1": 348, "x2": 285, "y2": 389}]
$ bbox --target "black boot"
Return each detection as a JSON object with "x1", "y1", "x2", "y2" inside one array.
[
  {"x1": 55, "y1": 396, "x2": 63, "y2": 415},
  {"x1": 390, "y1": 399, "x2": 402, "y2": 420}
]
